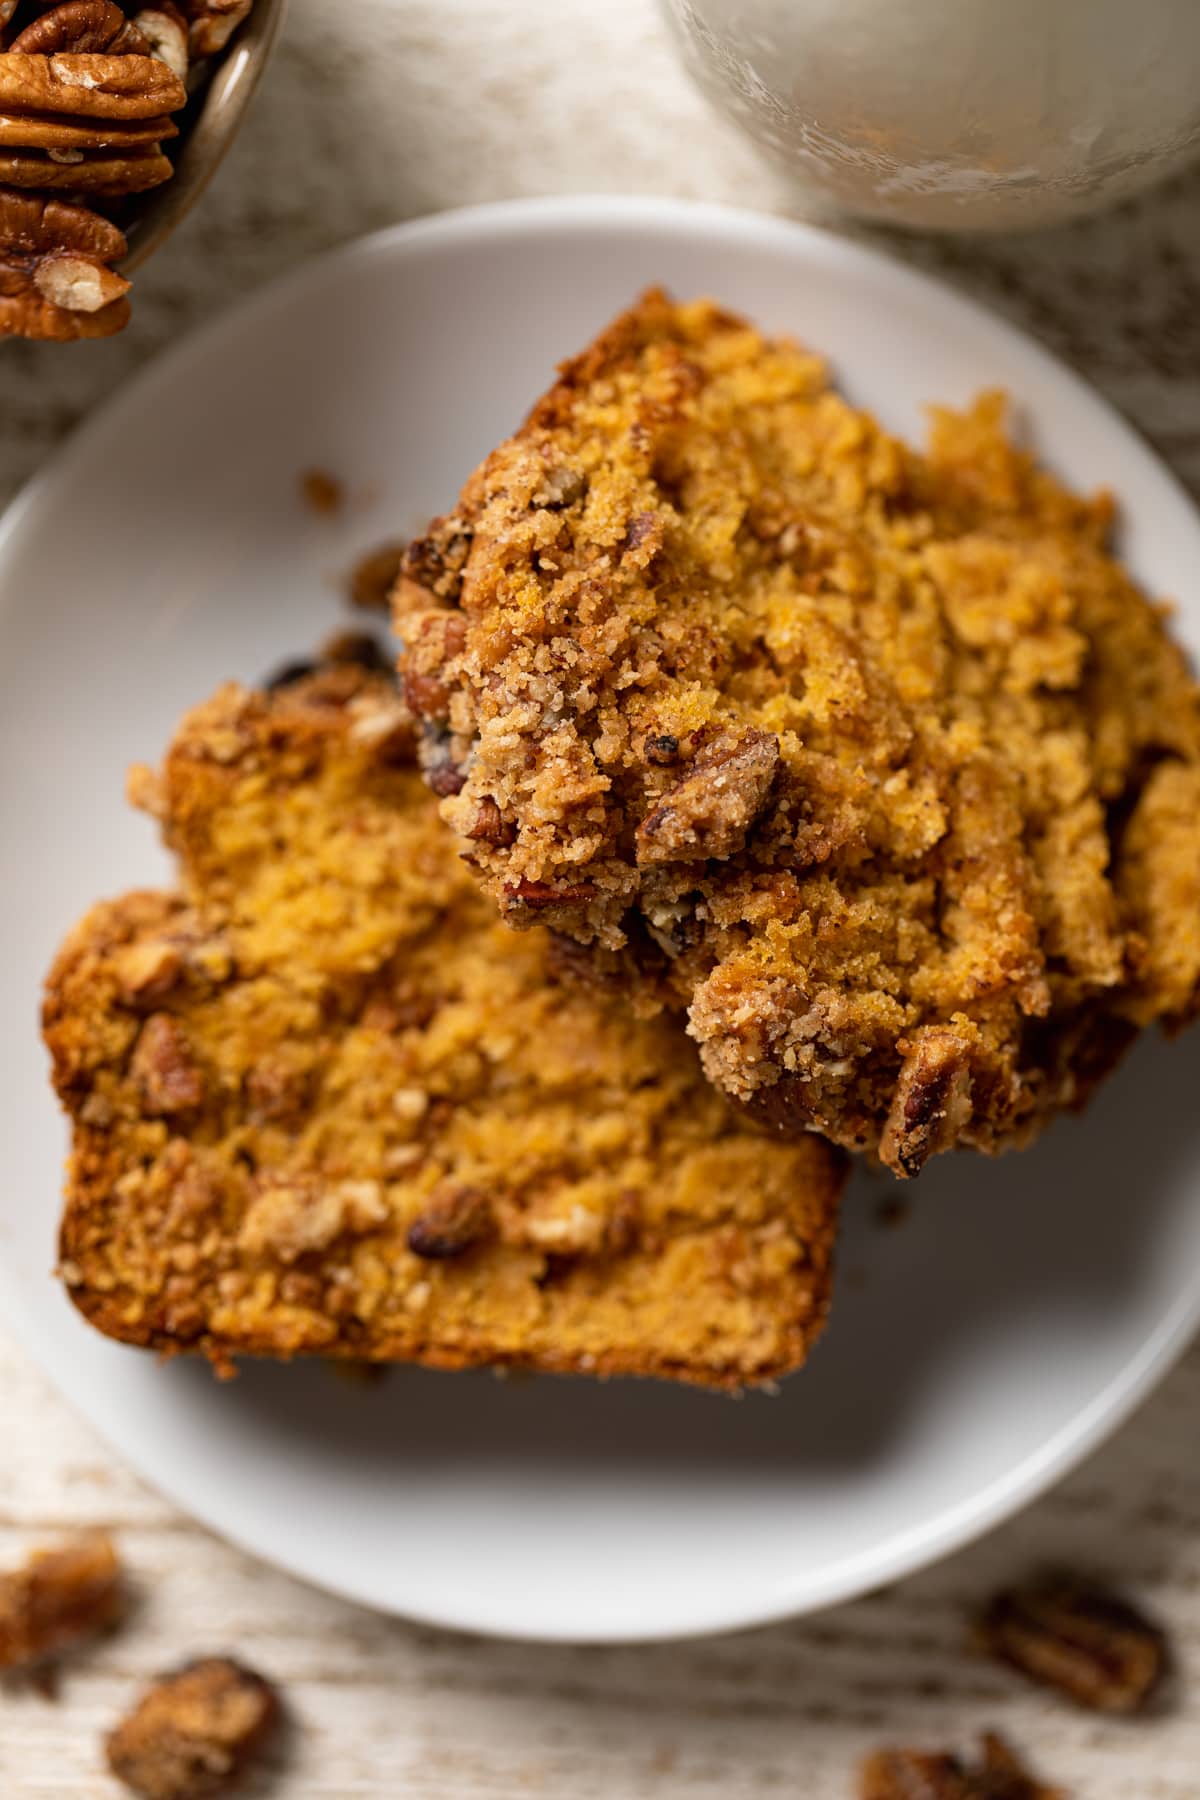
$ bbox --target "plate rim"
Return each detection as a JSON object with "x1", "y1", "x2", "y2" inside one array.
[{"x1": 3, "y1": 192, "x2": 1199, "y2": 1644}]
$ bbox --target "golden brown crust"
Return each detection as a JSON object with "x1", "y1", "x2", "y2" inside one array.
[
  {"x1": 396, "y1": 289, "x2": 1200, "y2": 1174},
  {"x1": 45, "y1": 667, "x2": 843, "y2": 1391}
]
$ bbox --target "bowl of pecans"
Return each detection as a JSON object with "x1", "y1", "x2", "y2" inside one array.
[{"x1": 0, "y1": 0, "x2": 286, "y2": 342}]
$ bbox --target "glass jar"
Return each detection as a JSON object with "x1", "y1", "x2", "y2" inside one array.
[{"x1": 663, "y1": 0, "x2": 1200, "y2": 230}]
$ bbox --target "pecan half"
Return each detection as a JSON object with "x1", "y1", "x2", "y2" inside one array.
[
  {"x1": 0, "y1": 144, "x2": 174, "y2": 193},
  {"x1": 106, "y1": 1657, "x2": 280, "y2": 1800},
  {"x1": 132, "y1": 3, "x2": 189, "y2": 78},
  {"x1": 10, "y1": 2, "x2": 142, "y2": 54},
  {"x1": 185, "y1": 0, "x2": 252, "y2": 58},
  {"x1": 861, "y1": 1733, "x2": 1062, "y2": 1800},
  {"x1": 0, "y1": 185, "x2": 124, "y2": 257},
  {"x1": 636, "y1": 725, "x2": 779, "y2": 865},
  {"x1": 0, "y1": 53, "x2": 186, "y2": 119},
  {"x1": 0, "y1": 1533, "x2": 122, "y2": 1671},
  {"x1": 130, "y1": 1012, "x2": 206, "y2": 1114},
  {"x1": 1, "y1": 256, "x2": 128, "y2": 333},
  {"x1": 978, "y1": 1574, "x2": 1167, "y2": 1713},
  {"x1": 407, "y1": 1186, "x2": 493, "y2": 1259},
  {"x1": 879, "y1": 1025, "x2": 976, "y2": 1178},
  {"x1": 0, "y1": 187, "x2": 129, "y2": 338},
  {"x1": 0, "y1": 114, "x2": 176, "y2": 150}
]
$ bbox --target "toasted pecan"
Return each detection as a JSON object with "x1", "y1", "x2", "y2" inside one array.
[
  {"x1": 106, "y1": 1656, "x2": 280, "y2": 1800},
  {"x1": 979, "y1": 1574, "x2": 1168, "y2": 1714}
]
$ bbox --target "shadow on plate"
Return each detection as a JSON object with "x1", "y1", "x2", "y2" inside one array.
[{"x1": 174, "y1": 1028, "x2": 1200, "y2": 1482}]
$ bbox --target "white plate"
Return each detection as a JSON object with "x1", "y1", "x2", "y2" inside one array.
[{"x1": 3, "y1": 196, "x2": 1200, "y2": 1645}]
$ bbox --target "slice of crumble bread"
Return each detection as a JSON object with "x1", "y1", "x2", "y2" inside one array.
[
  {"x1": 44, "y1": 666, "x2": 843, "y2": 1389},
  {"x1": 395, "y1": 289, "x2": 1200, "y2": 1175}
]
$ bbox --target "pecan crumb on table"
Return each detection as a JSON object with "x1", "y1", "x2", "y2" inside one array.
[
  {"x1": 978, "y1": 1574, "x2": 1168, "y2": 1714},
  {"x1": 0, "y1": 1531, "x2": 122, "y2": 1671},
  {"x1": 861, "y1": 1732, "x2": 1064, "y2": 1799},
  {"x1": 106, "y1": 1655, "x2": 280, "y2": 1800},
  {"x1": 299, "y1": 467, "x2": 343, "y2": 515}
]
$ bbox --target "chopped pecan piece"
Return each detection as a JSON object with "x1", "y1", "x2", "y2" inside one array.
[
  {"x1": 407, "y1": 1185, "x2": 493, "y2": 1259},
  {"x1": 401, "y1": 611, "x2": 467, "y2": 721},
  {"x1": 244, "y1": 1058, "x2": 311, "y2": 1126},
  {"x1": 262, "y1": 656, "x2": 318, "y2": 693},
  {"x1": 464, "y1": 795, "x2": 515, "y2": 846},
  {"x1": 403, "y1": 669, "x2": 451, "y2": 721},
  {"x1": 879, "y1": 1025, "x2": 976, "y2": 1178},
  {"x1": 861, "y1": 1733, "x2": 1062, "y2": 1800},
  {"x1": 114, "y1": 938, "x2": 184, "y2": 1004},
  {"x1": 426, "y1": 753, "x2": 467, "y2": 797},
  {"x1": 606, "y1": 1190, "x2": 642, "y2": 1256},
  {"x1": 131, "y1": 1012, "x2": 206, "y2": 1114},
  {"x1": 621, "y1": 509, "x2": 663, "y2": 558},
  {"x1": 106, "y1": 1656, "x2": 279, "y2": 1800},
  {"x1": 348, "y1": 538, "x2": 406, "y2": 612},
  {"x1": 346, "y1": 685, "x2": 411, "y2": 756},
  {"x1": 319, "y1": 628, "x2": 393, "y2": 677},
  {"x1": 398, "y1": 516, "x2": 473, "y2": 609},
  {"x1": 299, "y1": 468, "x2": 341, "y2": 516},
  {"x1": 239, "y1": 1177, "x2": 387, "y2": 1263},
  {"x1": 522, "y1": 1201, "x2": 606, "y2": 1255},
  {"x1": 635, "y1": 726, "x2": 779, "y2": 865},
  {"x1": 978, "y1": 1574, "x2": 1167, "y2": 1713},
  {"x1": 532, "y1": 464, "x2": 585, "y2": 509},
  {"x1": 643, "y1": 731, "x2": 680, "y2": 766},
  {"x1": 502, "y1": 876, "x2": 599, "y2": 912},
  {"x1": 0, "y1": 1533, "x2": 122, "y2": 1670}
]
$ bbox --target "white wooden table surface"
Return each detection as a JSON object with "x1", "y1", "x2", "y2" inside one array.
[{"x1": 3, "y1": 3, "x2": 1200, "y2": 1793}]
